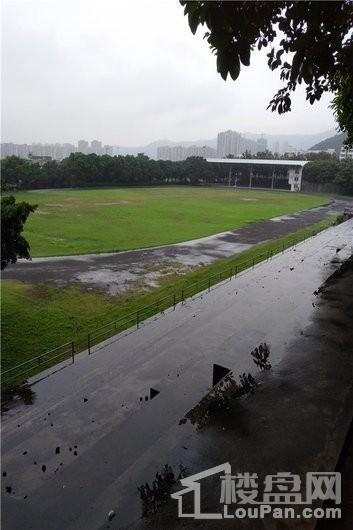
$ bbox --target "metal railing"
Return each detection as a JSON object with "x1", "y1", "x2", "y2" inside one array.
[
  {"x1": 0, "y1": 227, "x2": 321, "y2": 387},
  {"x1": 1, "y1": 342, "x2": 74, "y2": 386}
]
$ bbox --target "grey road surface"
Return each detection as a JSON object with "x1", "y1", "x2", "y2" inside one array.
[{"x1": 2, "y1": 219, "x2": 353, "y2": 529}]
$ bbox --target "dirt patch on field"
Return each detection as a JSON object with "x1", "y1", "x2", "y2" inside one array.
[
  {"x1": 72, "y1": 262, "x2": 193, "y2": 296},
  {"x1": 95, "y1": 201, "x2": 129, "y2": 206}
]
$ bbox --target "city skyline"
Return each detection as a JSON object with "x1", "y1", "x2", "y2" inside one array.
[{"x1": 1, "y1": 127, "x2": 330, "y2": 161}]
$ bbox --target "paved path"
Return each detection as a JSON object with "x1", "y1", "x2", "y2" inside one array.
[
  {"x1": 2, "y1": 198, "x2": 352, "y2": 295},
  {"x1": 2, "y1": 220, "x2": 353, "y2": 529}
]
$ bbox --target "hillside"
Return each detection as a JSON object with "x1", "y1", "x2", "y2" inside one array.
[{"x1": 309, "y1": 132, "x2": 347, "y2": 155}]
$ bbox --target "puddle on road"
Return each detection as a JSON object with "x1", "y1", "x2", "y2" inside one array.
[
  {"x1": 271, "y1": 215, "x2": 297, "y2": 222},
  {"x1": 137, "y1": 464, "x2": 183, "y2": 517},
  {"x1": 180, "y1": 343, "x2": 272, "y2": 431}
]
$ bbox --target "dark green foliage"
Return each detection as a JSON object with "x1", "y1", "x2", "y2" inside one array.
[
  {"x1": 0, "y1": 154, "x2": 217, "y2": 191},
  {"x1": 0, "y1": 151, "x2": 337, "y2": 192},
  {"x1": 303, "y1": 159, "x2": 353, "y2": 193},
  {"x1": 331, "y1": 72, "x2": 353, "y2": 146},
  {"x1": 333, "y1": 160, "x2": 353, "y2": 194},
  {"x1": 1, "y1": 196, "x2": 37, "y2": 270},
  {"x1": 309, "y1": 133, "x2": 347, "y2": 156},
  {"x1": 180, "y1": 1, "x2": 353, "y2": 143},
  {"x1": 2, "y1": 153, "x2": 352, "y2": 195}
]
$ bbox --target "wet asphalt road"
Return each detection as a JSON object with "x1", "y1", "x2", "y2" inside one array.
[
  {"x1": 2, "y1": 198, "x2": 352, "y2": 295},
  {"x1": 2, "y1": 219, "x2": 353, "y2": 529}
]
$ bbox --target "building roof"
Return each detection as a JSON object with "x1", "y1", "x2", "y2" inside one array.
[{"x1": 206, "y1": 158, "x2": 308, "y2": 167}]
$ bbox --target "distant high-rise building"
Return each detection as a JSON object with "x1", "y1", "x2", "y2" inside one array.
[
  {"x1": 157, "y1": 146, "x2": 172, "y2": 160},
  {"x1": 170, "y1": 146, "x2": 183, "y2": 162},
  {"x1": 282, "y1": 142, "x2": 298, "y2": 155},
  {"x1": 53, "y1": 143, "x2": 64, "y2": 160},
  {"x1": 282, "y1": 141, "x2": 292, "y2": 154},
  {"x1": 1, "y1": 143, "x2": 16, "y2": 157},
  {"x1": 217, "y1": 130, "x2": 258, "y2": 157},
  {"x1": 103, "y1": 144, "x2": 113, "y2": 156},
  {"x1": 217, "y1": 130, "x2": 242, "y2": 157},
  {"x1": 62, "y1": 143, "x2": 76, "y2": 158},
  {"x1": 157, "y1": 144, "x2": 216, "y2": 161},
  {"x1": 273, "y1": 141, "x2": 280, "y2": 154},
  {"x1": 78, "y1": 139, "x2": 89, "y2": 154},
  {"x1": 91, "y1": 140, "x2": 102, "y2": 155},
  {"x1": 256, "y1": 137, "x2": 268, "y2": 153}
]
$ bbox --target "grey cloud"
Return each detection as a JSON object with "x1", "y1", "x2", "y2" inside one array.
[{"x1": 2, "y1": 0, "x2": 336, "y2": 146}]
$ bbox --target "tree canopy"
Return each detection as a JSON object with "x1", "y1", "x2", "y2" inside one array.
[
  {"x1": 1, "y1": 152, "x2": 352, "y2": 195},
  {"x1": 180, "y1": 1, "x2": 353, "y2": 144},
  {"x1": 1, "y1": 151, "x2": 345, "y2": 193},
  {"x1": 1, "y1": 195, "x2": 37, "y2": 270}
]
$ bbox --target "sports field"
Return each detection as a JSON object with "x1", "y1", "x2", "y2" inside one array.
[
  {"x1": 1, "y1": 217, "x2": 336, "y2": 378},
  {"x1": 12, "y1": 187, "x2": 329, "y2": 256}
]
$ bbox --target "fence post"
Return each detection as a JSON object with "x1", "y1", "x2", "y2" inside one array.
[
  {"x1": 282, "y1": 243, "x2": 285, "y2": 253},
  {"x1": 235, "y1": 265, "x2": 238, "y2": 276},
  {"x1": 88, "y1": 333, "x2": 91, "y2": 355},
  {"x1": 173, "y1": 293, "x2": 176, "y2": 310},
  {"x1": 252, "y1": 258, "x2": 255, "y2": 268},
  {"x1": 181, "y1": 289, "x2": 184, "y2": 304},
  {"x1": 229, "y1": 268, "x2": 232, "y2": 280},
  {"x1": 71, "y1": 341, "x2": 75, "y2": 364},
  {"x1": 136, "y1": 311, "x2": 140, "y2": 329}
]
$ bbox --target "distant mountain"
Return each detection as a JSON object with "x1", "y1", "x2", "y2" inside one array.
[
  {"x1": 118, "y1": 138, "x2": 217, "y2": 159},
  {"x1": 117, "y1": 129, "x2": 337, "y2": 159},
  {"x1": 309, "y1": 132, "x2": 347, "y2": 155},
  {"x1": 244, "y1": 129, "x2": 337, "y2": 151}
]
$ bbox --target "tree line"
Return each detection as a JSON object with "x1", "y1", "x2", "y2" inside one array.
[
  {"x1": 1, "y1": 153, "x2": 218, "y2": 190},
  {"x1": 302, "y1": 159, "x2": 353, "y2": 194},
  {"x1": 1, "y1": 152, "x2": 352, "y2": 194}
]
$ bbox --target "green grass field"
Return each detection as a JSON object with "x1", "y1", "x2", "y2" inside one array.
[
  {"x1": 1, "y1": 216, "x2": 337, "y2": 383},
  {"x1": 11, "y1": 187, "x2": 329, "y2": 256}
]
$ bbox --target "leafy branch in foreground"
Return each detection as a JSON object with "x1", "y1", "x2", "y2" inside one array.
[
  {"x1": 180, "y1": 1, "x2": 353, "y2": 144},
  {"x1": 1, "y1": 195, "x2": 37, "y2": 270}
]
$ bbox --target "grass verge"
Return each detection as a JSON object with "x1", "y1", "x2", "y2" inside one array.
[{"x1": 1, "y1": 214, "x2": 338, "y2": 388}]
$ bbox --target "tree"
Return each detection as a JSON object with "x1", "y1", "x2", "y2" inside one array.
[
  {"x1": 334, "y1": 160, "x2": 353, "y2": 194},
  {"x1": 1, "y1": 156, "x2": 33, "y2": 191},
  {"x1": 331, "y1": 74, "x2": 353, "y2": 146},
  {"x1": 1, "y1": 196, "x2": 37, "y2": 270},
  {"x1": 180, "y1": 1, "x2": 353, "y2": 144}
]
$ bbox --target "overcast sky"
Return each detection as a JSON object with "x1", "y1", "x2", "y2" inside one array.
[{"x1": 2, "y1": 0, "x2": 337, "y2": 146}]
